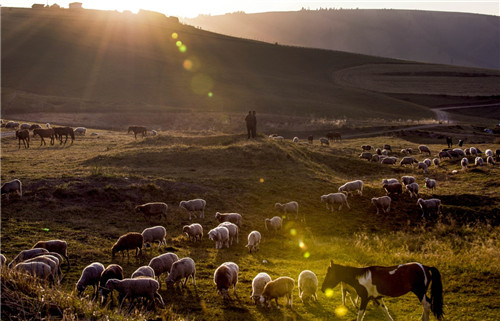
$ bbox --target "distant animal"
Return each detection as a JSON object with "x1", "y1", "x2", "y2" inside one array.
[
  {"x1": 383, "y1": 144, "x2": 392, "y2": 152},
  {"x1": 53, "y1": 127, "x2": 75, "y2": 145},
  {"x1": 417, "y1": 198, "x2": 442, "y2": 218},
  {"x1": 99, "y1": 264, "x2": 124, "y2": 303},
  {"x1": 400, "y1": 156, "x2": 418, "y2": 166},
  {"x1": 1, "y1": 179, "x2": 22, "y2": 201},
  {"x1": 214, "y1": 262, "x2": 239, "y2": 300},
  {"x1": 5, "y1": 121, "x2": 19, "y2": 129},
  {"x1": 135, "y1": 202, "x2": 168, "y2": 223},
  {"x1": 20, "y1": 123, "x2": 31, "y2": 130},
  {"x1": 74, "y1": 127, "x2": 87, "y2": 135},
  {"x1": 76, "y1": 262, "x2": 105, "y2": 298},
  {"x1": 292, "y1": 137, "x2": 299, "y2": 143},
  {"x1": 260, "y1": 276, "x2": 295, "y2": 308},
  {"x1": 371, "y1": 196, "x2": 391, "y2": 214},
  {"x1": 215, "y1": 212, "x2": 242, "y2": 227},
  {"x1": 298, "y1": 270, "x2": 318, "y2": 303},
  {"x1": 29, "y1": 124, "x2": 42, "y2": 130},
  {"x1": 127, "y1": 126, "x2": 147, "y2": 139},
  {"x1": 32, "y1": 239, "x2": 70, "y2": 269},
  {"x1": 246, "y1": 231, "x2": 261, "y2": 253},
  {"x1": 182, "y1": 223, "x2": 203, "y2": 242},
  {"x1": 361, "y1": 145, "x2": 372, "y2": 151},
  {"x1": 165, "y1": 257, "x2": 196, "y2": 289},
  {"x1": 338, "y1": 180, "x2": 363, "y2": 196},
  {"x1": 179, "y1": 199, "x2": 206, "y2": 220},
  {"x1": 111, "y1": 233, "x2": 143, "y2": 258},
  {"x1": 319, "y1": 137, "x2": 330, "y2": 146},
  {"x1": 33, "y1": 128, "x2": 55, "y2": 146},
  {"x1": 251, "y1": 272, "x2": 272, "y2": 305},
  {"x1": 446, "y1": 136, "x2": 452, "y2": 148},
  {"x1": 104, "y1": 278, "x2": 164, "y2": 309},
  {"x1": 326, "y1": 132, "x2": 341, "y2": 142},
  {"x1": 275, "y1": 201, "x2": 300, "y2": 220},
  {"x1": 148, "y1": 253, "x2": 179, "y2": 289},
  {"x1": 265, "y1": 216, "x2": 282, "y2": 235},
  {"x1": 419, "y1": 145, "x2": 431, "y2": 156},
  {"x1": 307, "y1": 135, "x2": 313, "y2": 144},
  {"x1": 321, "y1": 261, "x2": 444, "y2": 321},
  {"x1": 321, "y1": 193, "x2": 350, "y2": 211}
]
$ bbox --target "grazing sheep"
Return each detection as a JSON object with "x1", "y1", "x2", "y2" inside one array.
[
  {"x1": 74, "y1": 127, "x2": 87, "y2": 135},
  {"x1": 438, "y1": 151, "x2": 452, "y2": 159},
  {"x1": 381, "y1": 157, "x2": 397, "y2": 165},
  {"x1": 105, "y1": 278, "x2": 164, "y2": 308},
  {"x1": 338, "y1": 180, "x2": 363, "y2": 196},
  {"x1": 165, "y1": 257, "x2": 196, "y2": 289},
  {"x1": 371, "y1": 196, "x2": 391, "y2": 214},
  {"x1": 25, "y1": 255, "x2": 61, "y2": 284},
  {"x1": 320, "y1": 193, "x2": 350, "y2": 211},
  {"x1": 32, "y1": 240, "x2": 70, "y2": 268},
  {"x1": 260, "y1": 276, "x2": 295, "y2": 308},
  {"x1": 275, "y1": 201, "x2": 300, "y2": 220},
  {"x1": 453, "y1": 148, "x2": 466, "y2": 157},
  {"x1": 319, "y1": 137, "x2": 329, "y2": 146},
  {"x1": 418, "y1": 145, "x2": 431, "y2": 155},
  {"x1": 383, "y1": 183, "x2": 403, "y2": 195},
  {"x1": 246, "y1": 231, "x2": 261, "y2": 253},
  {"x1": 251, "y1": 272, "x2": 272, "y2": 304},
  {"x1": 461, "y1": 157, "x2": 469, "y2": 170},
  {"x1": 399, "y1": 149, "x2": 406, "y2": 155},
  {"x1": 292, "y1": 137, "x2": 299, "y2": 143},
  {"x1": 13, "y1": 261, "x2": 54, "y2": 284},
  {"x1": 465, "y1": 148, "x2": 471, "y2": 156},
  {"x1": 148, "y1": 253, "x2": 179, "y2": 289},
  {"x1": 307, "y1": 135, "x2": 313, "y2": 144},
  {"x1": 423, "y1": 158, "x2": 432, "y2": 167},
  {"x1": 141, "y1": 226, "x2": 167, "y2": 250},
  {"x1": 150, "y1": 130, "x2": 158, "y2": 136},
  {"x1": 400, "y1": 156, "x2": 418, "y2": 166},
  {"x1": 99, "y1": 264, "x2": 124, "y2": 303},
  {"x1": 29, "y1": 124, "x2": 42, "y2": 130},
  {"x1": 1, "y1": 254, "x2": 6, "y2": 266},
  {"x1": 406, "y1": 148, "x2": 414, "y2": 154},
  {"x1": 433, "y1": 158, "x2": 440, "y2": 166},
  {"x1": 406, "y1": 182, "x2": 419, "y2": 198},
  {"x1": 298, "y1": 270, "x2": 318, "y2": 303},
  {"x1": 131, "y1": 266, "x2": 155, "y2": 279},
  {"x1": 1, "y1": 179, "x2": 22, "y2": 201},
  {"x1": 135, "y1": 202, "x2": 168, "y2": 223},
  {"x1": 214, "y1": 262, "x2": 239, "y2": 300},
  {"x1": 8, "y1": 248, "x2": 49, "y2": 268},
  {"x1": 376, "y1": 148, "x2": 382, "y2": 155},
  {"x1": 370, "y1": 154, "x2": 380, "y2": 162},
  {"x1": 179, "y1": 199, "x2": 206, "y2": 220},
  {"x1": 475, "y1": 157, "x2": 484, "y2": 166},
  {"x1": 272, "y1": 136, "x2": 284, "y2": 141},
  {"x1": 487, "y1": 156, "x2": 496, "y2": 165},
  {"x1": 383, "y1": 144, "x2": 392, "y2": 151},
  {"x1": 381, "y1": 149, "x2": 389, "y2": 156},
  {"x1": 182, "y1": 223, "x2": 203, "y2": 242},
  {"x1": 359, "y1": 152, "x2": 372, "y2": 161},
  {"x1": 424, "y1": 178, "x2": 437, "y2": 191},
  {"x1": 401, "y1": 176, "x2": 416, "y2": 186},
  {"x1": 265, "y1": 216, "x2": 282, "y2": 234},
  {"x1": 215, "y1": 212, "x2": 242, "y2": 227},
  {"x1": 5, "y1": 121, "x2": 20, "y2": 128},
  {"x1": 111, "y1": 233, "x2": 143, "y2": 258},
  {"x1": 362, "y1": 145, "x2": 372, "y2": 151},
  {"x1": 417, "y1": 162, "x2": 429, "y2": 173},
  {"x1": 417, "y1": 198, "x2": 442, "y2": 218},
  {"x1": 208, "y1": 226, "x2": 230, "y2": 249},
  {"x1": 382, "y1": 178, "x2": 398, "y2": 186},
  {"x1": 218, "y1": 222, "x2": 239, "y2": 245},
  {"x1": 76, "y1": 262, "x2": 105, "y2": 298},
  {"x1": 469, "y1": 147, "x2": 478, "y2": 156},
  {"x1": 447, "y1": 150, "x2": 460, "y2": 158}
]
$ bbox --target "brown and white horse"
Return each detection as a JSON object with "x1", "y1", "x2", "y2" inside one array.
[
  {"x1": 15, "y1": 129, "x2": 30, "y2": 149},
  {"x1": 53, "y1": 127, "x2": 75, "y2": 145},
  {"x1": 127, "y1": 126, "x2": 147, "y2": 139},
  {"x1": 33, "y1": 128, "x2": 55, "y2": 146},
  {"x1": 321, "y1": 261, "x2": 443, "y2": 321}
]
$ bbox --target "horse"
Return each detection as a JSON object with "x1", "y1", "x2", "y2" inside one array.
[
  {"x1": 53, "y1": 127, "x2": 75, "y2": 145},
  {"x1": 326, "y1": 132, "x2": 341, "y2": 142},
  {"x1": 33, "y1": 128, "x2": 55, "y2": 146},
  {"x1": 321, "y1": 261, "x2": 443, "y2": 321},
  {"x1": 127, "y1": 126, "x2": 147, "y2": 139},
  {"x1": 15, "y1": 129, "x2": 30, "y2": 149}
]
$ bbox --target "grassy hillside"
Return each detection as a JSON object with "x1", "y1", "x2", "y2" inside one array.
[{"x1": 1, "y1": 126, "x2": 499, "y2": 320}]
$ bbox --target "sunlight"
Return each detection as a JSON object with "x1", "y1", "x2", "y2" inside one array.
[
  {"x1": 334, "y1": 305, "x2": 348, "y2": 317},
  {"x1": 324, "y1": 288, "x2": 334, "y2": 298}
]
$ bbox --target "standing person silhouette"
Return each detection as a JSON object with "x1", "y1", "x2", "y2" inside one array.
[
  {"x1": 251, "y1": 111, "x2": 257, "y2": 138},
  {"x1": 245, "y1": 111, "x2": 253, "y2": 139}
]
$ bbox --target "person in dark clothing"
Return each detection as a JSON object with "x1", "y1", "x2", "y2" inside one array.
[
  {"x1": 251, "y1": 111, "x2": 257, "y2": 138},
  {"x1": 446, "y1": 136, "x2": 452, "y2": 148},
  {"x1": 245, "y1": 111, "x2": 253, "y2": 139}
]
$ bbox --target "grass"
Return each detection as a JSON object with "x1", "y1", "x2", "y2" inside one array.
[{"x1": 1, "y1": 125, "x2": 500, "y2": 320}]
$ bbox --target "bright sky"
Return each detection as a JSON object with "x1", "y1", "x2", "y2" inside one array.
[{"x1": 1, "y1": 0, "x2": 498, "y2": 18}]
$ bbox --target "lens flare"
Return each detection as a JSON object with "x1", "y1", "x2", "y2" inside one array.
[
  {"x1": 176, "y1": 40, "x2": 182, "y2": 47},
  {"x1": 208, "y1": 92, "x2": 213, "y2": 98},
  {"x1": 259, "y1": 178, "x2": 264, "y2": 183},
  {"x1": 299, "y1": 241, "x2": 306, "y2": 249},
  {"x1": 290, "y1": 229, "x2": 296, "y2": 236},
  {"x1": 171, "y1": 32, "x2": 178, "y2": 39},
  {"x1": 335, "y1": 305, "x2": 348, "y2": 317},
  {"x1": 303, "y1": 252, "x2": 310, "y2": 258},
  {"x1": 183, "y1": 59, "x2": 193, "y2": 71},
  {"x1": 179, "y1": 45, "x2": 187, "y2": 53},
  {"x1": 324, "y1": 288, "x2": 334, "y2": 298}
]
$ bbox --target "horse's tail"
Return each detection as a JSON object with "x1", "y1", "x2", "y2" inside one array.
[
  {"x1": 69, "y1": 128, "x2": 75, "y2": 140},
  {"x1": 429, "y1": 266, "x2": 444, "y2": 320}
]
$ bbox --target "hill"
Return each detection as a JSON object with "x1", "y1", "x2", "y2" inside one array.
[{"x1": 185, "y1": 9, "x2": 500, "y2": 70}]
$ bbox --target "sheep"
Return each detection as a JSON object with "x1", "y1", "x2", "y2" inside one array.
[
  {"x1": 370, "y1": 154, "x2": 380, "y2": 162},
  {"x1": 29, "y1": 124, "x2": 42, "y2": 130},
  {"x1": 260, "y1": 276, "x2": 295, "y2": 308},
  {"x1": 8, "y1": 249, "x2": 49, "y2": 269},
  {"x1": 148, "y1": 253, "x2": 179, "y2": 289},
  {"x1": 275, "y1": 201, "x2": 300, "y2": 220},
  {"x1": 319, "y1": 137, "x2": 329, "y2": 146},
  {"x1": 292, "y1": 137, "x2": 299, "y2": 143},
  {"x1": 5, "y1": 121, "x2": 19, "y2": 128},
  {"x1": 76, "y1": 262, "x2": 105, "y2": 298},
  {"x1": 104, "y1": 278, "x2": 164, "y2": 308},
  {"x1": 461, "y1": 157, "x2": 469, "y2": 170},
  {"x1": 99, "y1": 264, "x2": 124, "y2": 303},
  {"x1": 338, "y1": 180, "x2": 363, "y2": 196},
  {"x1": 1, "y1": 254, "x2": 6, "y2": 266},
  {"x1": 20, "y1": 123, "x2": 31, "y2": 130},
  {"x1": 111, "y1": 232, "x2": 143, "y2": 257},
  {"x1": 405, "y1": 182, "x2": 419, "y2": 198},
  {"x1": 135, "y1": 202, "x2": 168, "y2": 222},
  {"x1": 251, "y1": 272, "x2": 272, "y2": 304},
  {"x1": 298, "y1": 270, "x2": 318, "y2": 303},
  {"x1": 487, "y1": 156, "x2": 496, "y2": 165},
  {"x1": 165, "y1": 257, "x2": 196, "y2": 289},
  {"x1": 375, "y1": 148, "x2": 382, "y2": 155},
  {"x1": 131, "y1": 266, "x2": 155, "y2": 279},
  {"x1": 25, "y1": 255, "x2": 62, "y2": 284},
  {"x1": 265, "y1": 216, "x2": 282, "y2": 234},
  {"x1": 141, "y1": 226, "x2": 167, "y2": 250},
  {"x1": 438, "y1": 151, "x2": 452, "y2": 159},
  {"x1": 475, "y1": 157, "x2": 484, "y2": 166},
  {"x1": 150, "y1": 130, "x2": 158, "y2": 136},
  {"x1": 179, "y1": 199, "x2": 206, "y2": 220},
  {"x1": 218, "y1": 222, "x2": 239, "y2": 245},
  {"x1": 468, "y1": 147, "x2": 477, "y2": 156},
  {"x1": 214, "y1": 262, "x2": 239, "y2": 300},
  {"x1": 433, "y1": 158, "x2": 440, "y2": 166},
  {"x1": 382, "y1": 178, "x2": 398, "y2": 186},
  {"x1": 418, "y1": 145, "x2": 431, "y2": 155},
  {"x1": 246, "y1": 231, "x2": 261, "y2": 253},
  {"x1": 46, "y1": 123, "x2": 50, "y2": 128},
  {"x1": 320, "y1": 193, "x2": 350, "y2": 211},
  {"x1": 307, "y1": 135, "x2": 313, "y2": 144},
  {"x1": 447, "y1": 150, "x2": 460, "y2": 158},
  {"x1": 383, "y1": 183, "x2": 403, "y2": 195},
  {"x1": 417, "y1": 162, "x2": 428, "y2": 173},
  {"x1": 417, "y1": 198, "x2": 442, "y2": 218},
  {"x1": 406, "y1": 148, "x2": 414, "y2": 154},
  {"x1": 465, "y1": 148, "x2": 471, "y2": 156},
  {"x1": 424, "y1": 178, "x2": 437, "y2": 191},
  {"x1": 74, "y1": 127, "x2": 87, "y2": 135},
  {"x1": 182, "y1": 223, "x2": 203, "y2": 242},
  {"x1": 215, "y1": 212, "x2": 242, "y2": 227},
  {"x1": 13, "y1": 261, "x2": 54, "y2": 284},
  {"x1": 453, "y1": 148, "x2": 466, "y2": 157},
  {"x1": 381, "y1": 157, "x2": 397, "y2": 165},
  {"x1": 401, "y1": 176, "x2": 416, "y2": 186},
  {"x1": 1, "y1": 179, "x2": 22, "y2": 201},
  {"x1": 362, "y1": 145, "x2": 372, "y2": 151},
  {"x1": 272, "y1": 136, "x2": 284, "y2": 141},
  {"x1": 383, "y1": 144, "x2": 392, "y2": 151},
  {"x1": 32, "y1": 240, "x2": 70, "y2": 268},
  {"x1": 371, "y1": 196, "x2": 391, "y2": 214},
  {"x1": 381, "y1": 149, "x2": 389, "y2": 156},
  {"x1": 208, "y1": 226, "x2": 230, "y2": 249},
  {"x1": 400, "y1": 156, "x2": 418, "y2": 166},
  {"x1": 423, "y1": 158, "x2": 432, "y2": 167},
  {"x1": 359, "y1": 152, "x2": 372, "y2": 161}
]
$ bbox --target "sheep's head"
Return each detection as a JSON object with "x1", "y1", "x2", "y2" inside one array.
[
  {"x1": 208, "y1": 230, "x2": 217, "y2": 241},
  {"x1": 417, "y1": 198, "x2": 423, "y2": 205},
  {"x1": 274, "y1": 203, "x2": 282, "y2": 210},
  {"x1": 320, "y1": 196, "x2": 326, "y2": 203},
  {"x1": 104, "y1": 279, "x2": 118, "y2": 291},
  {"x1": 135, "y1": 206, "x2": 143, "y2": 213},
  {"x1": 215, "y1": 212, "x2": 221, "y2": 219},
  {"x1": 182, "y1": 226, "x2": 190, "y2": 235},
  {"x1": 76, "y1": 283, "x2": 86, "y2": 295},
  {"x1": 371, "y1": 198, "x2": 376, "y2": 205},
  {"x1": 111, "y1": 244, "x2": 118, "y2": 257},
  {"x1": 179, "y1": 201, "x2": 185, "y2": 208}
]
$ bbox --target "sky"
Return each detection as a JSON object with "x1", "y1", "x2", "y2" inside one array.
[{"x1": 1, "y1": 0, "x2": 499, "y2": 18}]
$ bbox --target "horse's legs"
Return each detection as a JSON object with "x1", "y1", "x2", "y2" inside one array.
[
  {"x1": 421, "y1": 295, "x2": 431, "y2": 321},
  {"x1": 357, "y1": 298, "x2": 369, "y2": 321},
  {"x1": 376, "y1": 298, "x2": 394, "y2": 321}
]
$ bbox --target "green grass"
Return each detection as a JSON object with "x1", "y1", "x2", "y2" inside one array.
[{"x1": 1, "y1": 128, "x2": 500, "y2": 320}]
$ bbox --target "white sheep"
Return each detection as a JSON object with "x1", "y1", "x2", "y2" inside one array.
[
  {"x1": 381, "y1": 149, "x2": 389, "y2": 156},
  {"x1": 453, "y1": 148, "x2": 466, "y2": 157},
  {"x1": 361, "y1": 145, "x2": 372, "y2": 151},
  {"x1": 400, "y1": 157, "x2": 418, "y2": 166},
  {"x1": 405, "y1": 182, "x2": 419, "y2": 198},
  {"x1": 424, "y1": 178, "x2": 436, "y2": 191},
  {"x1": 487, "y1": 156, "x2": 495, "y2": 165},
  {"x1": 275, "y1": 201, "x2": 300, "y2": 220},
  {"x1": 359, "y1": 152, "x2": 372, "y2": 161},
  {"x1": 338, "y1": 180, "x2": 363, "y2": 196},
  {"x1": 433, "y1": 158, "x2": 440, "y2": 166},
  {"x1": 215, "y1": 212, "x2": 242, "y2": 227},
  {"x1": 401, "y1": 176, "x2": 416, "y2": 186},
  {"x1": 8, "y1": 248, "x2": 49, "y2": 268},
  {"x1": 423, "y1": 158, "x2": 432, "y2": 167},
  {"x1": 382, "y1": 178, "x2": 399, "y2": 186},
  {"x1": 298, "y1": 270, "x2": 318, "y2": 303},
  {"x1": 214, "y1": 262, "x2": 239, "y2": 300},
  {"x1": 179, "y1": 199, "x2": 206, "y2": 220},
  {"x1": 104, "y1": 278, "x2": 164, "y2": 308},
  {"x1": 272, "y1": 136, "x2": 284, "y2": 141},
  {"x1": 438, "y1": 151, "x2": 452, "y2": 159},
  {"x1": 251, "y1": 272, "x2": 272, "y2": 304},
  {"x1": 469, "y1": 147, "x2": 477, "y2": 156},
  {"x1": 417, "y1": 162, "x2": 428, "y2": 173},
  {"x1": 370, "y1": 154, "x2": 380, "y2": 162},
  {"x1": 131, "y1": 266, "x2": 155, "y2": 279},
  {"x1": 380, "y1": 157, "x2": 397, "y2": 165},
  {"x1": 265, "y1": 216, "x2": 282, "y2": 234},
  {"x1": 292, "y1": 137, "x2": 299, "y2": 143},
  {"x1": 418, "y1": 145, "x2": 431, "y2": 155},
  {"x1": 74, "y1": 127, "x2": 87, "y2": 135},
  {"x1": 319, "y1": 137, "x2": 329, "y2": 146},
  {"x1": 141, "y1": 226, "x2": 167, "y2": 250},
  {"x1": 371, "y1": 196, "x2": 391, "y2": 214},
  {"x1": 182, "y1": 223, "x2": 203, "y2": 242},
  {"x1": 485, "y1": 149, "x2": 493, "y2": 157},
  {"x1": 260, "y1": 276, "x2": 295, "y2": 308},
  {"x1": 13, "y1": 261, "x2": 54, "y2": 284},
  {"x1": 1, "y1": 179, "x2": 22, "y2": 201},
  {"x1": 151, "y1": 130, "x2": 158, "y2": 136},
  {"x1": 218, "y1": 222, "x2": 239, "y2": 245},
  {"x1": 135, "y1": 202, "x2": 168, "y2": 222},
  {"x1": 417, "y1": 198, "x2": 442, "y2": 218},
  {"x1": 475, "y1": 157, "x2": 484, "y2": 166},
  {"x1": 99, "y1": 264, "x2": 124, "y2": 303},
  {"x1": 461, "y1": 157, "x2": 469, "y2": 170},
  {"x1": 208, "y1": 226, "x2": 230, "y2": 249},
  {"x1": 32, "y1": 239, "x2": 70, "y2": 268},
  {"x1": 165, "y1": 257, "x2": 196, "y2": 289},
  {"x1": 148, "y1": 253, "x2": 179, "y2": 289},
  {"x1": 246, "y1": 231, "x2": 261, "y2": 253},
  {"x1": 25, "y1": 255, "x2": 61, "y2": 285},
  {"x1": 76, "y1": 262, "x2": 105, "y2": 298},
  {"x1": 320, "y1": 193, "x2": 350, "y2": 211}
]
